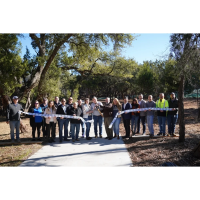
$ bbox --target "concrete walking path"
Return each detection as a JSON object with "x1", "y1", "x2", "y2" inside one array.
[{"x1": 20, "y1": 123, "x2": 132, "y2": 167}]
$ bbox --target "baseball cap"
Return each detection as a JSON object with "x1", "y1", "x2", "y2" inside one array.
[
  {"x1": 13, "y1": 96, "x2": 18, "y2": 99},
  {"x1": 171, "y1": 92, "x2": 175, "y2": 95}
]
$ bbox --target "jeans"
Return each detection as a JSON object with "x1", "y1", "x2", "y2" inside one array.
[
  {"x1": 147, "y1": 115, "x2": 154, "y2": 135},
  {"x1": 157, "y1": 116, "x2": 166, "y2": 135},
  {"x1": 167, "y1": 114, "x2": 178, "y2": 134},
  {"x1": 93, "y1": 115, "x2": 103, "y2": 136},
  {"x1": 70, "y1": 123, "x2": 80, "y2": 139},
  {"x1": 113, "y1": 117, "x2": 121, "y2": 135},
  {"x1": 131, "y1": 115, "x2": 139, "y2": 133},
  {"x1": 58, "y1": 118, "x2": 69, "y2": 141},
  {"x1": 137, "y1": 116, "x2": 146, "y2": 133},
  {"x1": 84, "y1": 116, "x2": 92, "y2": 138},
  {"x1": 10, "y1": 120, "x2": 20, "y2": 140},
  {"x1": 80, "y1": 120, "x2": 85, "y2": 136},
  {"x1": 32, "y1": 122, "x2": 42, "y2": 138}
]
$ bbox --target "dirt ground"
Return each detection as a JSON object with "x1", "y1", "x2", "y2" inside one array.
[
  {"x1": 0, "y1": 117, "x2": 44, "y2": 166},
  {"x1": 120, "y1": 98, "x2": 200, "y2": 166},
  {"x1": 1, "y1": 98, "x2": 200, "y2": 166}
]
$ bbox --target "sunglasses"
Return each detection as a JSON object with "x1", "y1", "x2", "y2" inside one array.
[{"x1": 35, "y1": 103, "x2": 39, "y2": 104}]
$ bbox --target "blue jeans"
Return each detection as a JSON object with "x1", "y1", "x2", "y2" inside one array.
[
  {"x1": 84, "y1": 116, "x2": 92, "y2": 138},
  {"x1": 113, "y1": 117, "x2": 121, "y2": 135},
  {"x1": 80, "y1": 120, "x2": 85, "y2": 136},
  {"x1": 58, "y1": 118, "x2": 69, "y2": 141},
  {"x1": 157, "y1": 116, "x2": 166, "y2": 135},
  {"x1": 147, "y1": 115, "x2": 154, "y2": 135},
  {"x1": 93, "y1": 115, "x2": 103, "y2": 136},
  {"x1": 10, "y1": 120, "x2": 20, "y2": 140},
  {"x1": 70, "y1": 123, "x2": 80, "y2": 139},
  {"x1": 131, "y1": 115, "x2": 139, "y2": 133},
  {"x1": 167, "y1": 114, "x2": 178, "y2": 134}
]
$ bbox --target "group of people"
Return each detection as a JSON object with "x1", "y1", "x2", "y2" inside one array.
[
  {"x1": 121, "y1": 92, "x2": 178, "y2": 139},
  {"x1": 5, "y1": 92, "x2": 179, "y2": 143}
]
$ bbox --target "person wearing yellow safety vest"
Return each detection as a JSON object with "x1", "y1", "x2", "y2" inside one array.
[{"x1": 156, "y1": 93, "x2": 169, "y2": 136}]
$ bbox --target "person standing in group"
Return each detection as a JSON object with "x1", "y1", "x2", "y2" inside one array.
[
  {"x1": 6, "y1": 96, "x2": 24, "y2": 143},
  {"x1": 131, "y1": 98, "x2": 140, "y2": 136},
  {"x1": 112, "y1": 98, "x2": 122, "y2": 139},
  {"x1": 100, "y1": 97, "x2": 113, "y2": 140},
  {"x1": 44, "y1": 101, "x2": 57, "y2": 143},
  {"x1": 66, "y1": 97, "x2": 73, "y2": 137},
  {"x1": 78, "y1": 99, "x2": 85, "y2": 138},
  {"x1": 145, "y1": 95, "x2": 156, "y2": 138},
  {"x1": 122, "y1": 96, "x2": 132, "y2": 139},
  {"x1": 56, "y1": 98, "x2": 70, "y2": 143},
  {"x1": 70, "y1": 102, "x2": 82, "y2": 142},
  {"x1": 167, "y1": 92, "x2": 179, "y2": 136},
  {"x1": 28, "y1": 100, "x2": 43, "y2": 141},
  {"x1": 137, "y1": 94, "x2": 146, "y2": 135},
  {"x1": 82, "y1": 98, "x2": 92, "y2": 140},
  {"x1": 53, "y1": 96, "x2": 61, "y2": 139},
  {"x1": 90, "y1": 97, "x2": 103, "y2": 138},
  {"x1": 156, "y1": 93, "x2": 169, "y2": 136},
  {"x1": 40, "y1": 98, "x2": 48, "y2": 138}
]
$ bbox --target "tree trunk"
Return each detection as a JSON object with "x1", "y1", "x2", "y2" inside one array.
[
  {"x1": 25, "y1": 91, "x2": 31, "y2": 112},
  {"x1": 178, "y1": 75, "x2": 185, "y2": 142}
]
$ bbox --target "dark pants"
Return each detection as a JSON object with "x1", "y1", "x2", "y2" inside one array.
[
  {"x1": 167, "y1": 114, "x2": 178, "y2": 134},
  {"x1": 46, "y1": 122, "x2": 55, "y2": 139},
  {"x1": 123, "y1": 119, "x2": 130, "y2": 137},
  {"x1": 42, "y1": 118, "x2": 47, "y2": 137},
  {"x1": 137, "y1": 116, "x2": 146, "y2": 133},
  {"x1": 32, "y1": 122, "x2": 42, "y2": 138},
  {"x1": 104, "y1": 117, "x2": 113, "y2": 138}
]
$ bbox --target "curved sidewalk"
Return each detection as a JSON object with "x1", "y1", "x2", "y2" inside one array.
[{"x1": 20, "y1": 123, "x2": 132, "y2": 167}]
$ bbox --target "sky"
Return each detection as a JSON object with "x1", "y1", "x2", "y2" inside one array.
[{"x1": 18, "y1": 33, "x2": 171, "y2": 65}]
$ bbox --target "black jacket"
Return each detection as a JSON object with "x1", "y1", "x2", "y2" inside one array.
[
  {"x1": 66, "y1": 103, "x2": 73, "y2": 115},
  {"x1": 56, "y1": 104, "x2": 68, "y2": 119},
  {"x1": 54, "y1": 101, "x2": 61, "y2": 109},
  {"x1": 70, "y1": 107, "x2": 82, "y2": 124},
  {"x1": 168, "y1": 97, "x2": 179, "y2": 115},
  {"x1": 6, "y1": 103, "x2": 24, "y2": 121}
]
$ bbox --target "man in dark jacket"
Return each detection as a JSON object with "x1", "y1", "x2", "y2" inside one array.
[
  {"x1": 70, "y1": 102, "x2": 82, "y2": 142},
  {"x1": 167, "y1": 92, "x2": 179, "y2": 136},
  {"x1": 54, "y1": 96, "x2": 61, "y2": 138},
  {"x1": 6, "y1": 96, "x2": 24, "y2": 142},
  {"x1": 122, "y1": 96, "x2": 132, "y2": 139},
  {"x1": 56, "y1": 98, "x2": 70, "y2": 142},
  {"x1": 100, "y1": 97, "x2": 113, "y2": 140}
]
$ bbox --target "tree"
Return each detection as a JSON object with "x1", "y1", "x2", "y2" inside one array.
[
  {"x1": 170, "y1": 34, "x2": 200, "y2": 142},
  {"x1": 21, "y1": 33, "x2": 134, "y2": 100}
]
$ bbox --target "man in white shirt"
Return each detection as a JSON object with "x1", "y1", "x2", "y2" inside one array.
[{"x1": 90, "y1": 97, "x2": 103, "y2": 138}]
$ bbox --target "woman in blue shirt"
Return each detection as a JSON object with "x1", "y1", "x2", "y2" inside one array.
[{"x1": 29, "y1": 100, "x2": 43, "y2": 141}]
